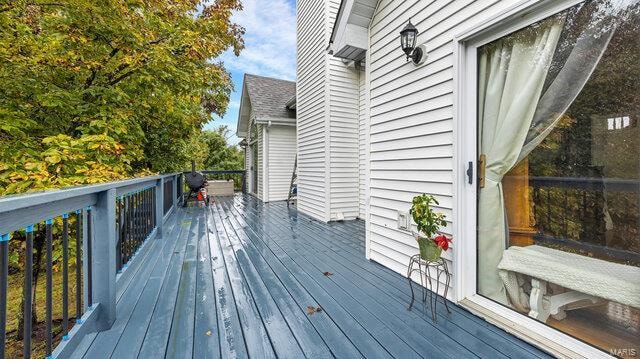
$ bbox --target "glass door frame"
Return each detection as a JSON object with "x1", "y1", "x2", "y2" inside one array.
[{"x1": 452, "y1": 0, "x2": 613, "y2": 357}]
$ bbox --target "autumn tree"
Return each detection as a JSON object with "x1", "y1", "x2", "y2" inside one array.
[
  {"x1": 0, "y1": 0, "x2": 244, "y2": 194},
  {"x1": 0, "y1": 1, "x2": 244, "y2": 350}
]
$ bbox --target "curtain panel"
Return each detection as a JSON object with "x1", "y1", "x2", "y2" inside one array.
[{"x1": 477, "y1": 17, "x2": 564, "y2": 304}]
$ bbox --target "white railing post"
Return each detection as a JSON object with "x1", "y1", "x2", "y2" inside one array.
[
  {"x1": 156, "y1": 178, "x2": 164, "y2": 238},
  {"x1": 92, "y1": 188, "x2": 117, "y2": 330}
]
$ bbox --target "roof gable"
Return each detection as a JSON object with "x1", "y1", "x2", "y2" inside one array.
[{"x1": 236, "y1": 74, "x2": 296, "y2": 137}]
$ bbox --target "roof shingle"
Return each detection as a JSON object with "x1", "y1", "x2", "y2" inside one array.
[{"x1": 244, "y1": 74, "x2": 296, "y2": 119}]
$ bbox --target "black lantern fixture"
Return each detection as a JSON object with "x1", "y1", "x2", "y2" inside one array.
[{"x1": 400, "y1": 20, "x2": 425, "y2": 65}]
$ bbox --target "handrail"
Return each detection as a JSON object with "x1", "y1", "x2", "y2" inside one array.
[
  {"x1": 0, "y1": 172, "x2": 183, "y2": 359},
  {"x1": 0, "y1": 173, "x2": 179, "y2": 217},
  {"x1": 529, "y1": 176, "x2": 640, "y2": 192}
]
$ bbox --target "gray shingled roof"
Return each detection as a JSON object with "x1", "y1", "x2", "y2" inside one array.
[{"x1": 244, "y1": 74, "x2": 296, "y2": 119}]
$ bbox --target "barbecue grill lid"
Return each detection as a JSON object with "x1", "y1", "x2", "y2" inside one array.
[{"x1": 185, "y1": 171, "x2": 205, "y2": 189}]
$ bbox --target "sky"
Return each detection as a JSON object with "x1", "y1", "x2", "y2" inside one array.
[{"x1": 204, "y1": 0, "x2": 298, "y2": 145}]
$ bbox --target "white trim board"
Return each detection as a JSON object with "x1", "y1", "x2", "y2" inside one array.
[{"x1": 452, "y1": 0, "x2": 615, "y2": 358}]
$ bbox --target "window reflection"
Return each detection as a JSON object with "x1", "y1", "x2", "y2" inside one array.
[{"x1": 478, "y1": 0, "x2": 640, "y2": 354}]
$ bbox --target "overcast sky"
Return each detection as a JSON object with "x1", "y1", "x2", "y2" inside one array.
[{"x1": 204, "y1": 0, "x2": 297, "y2": 145}]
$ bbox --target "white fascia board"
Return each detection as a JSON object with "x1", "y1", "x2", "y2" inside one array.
[
  {"x1": 254, "y1": 117, "x2": 297, "y2": 127},
  {"x1": 236, "y1": 83, "x2": 251, "y2": 137}
]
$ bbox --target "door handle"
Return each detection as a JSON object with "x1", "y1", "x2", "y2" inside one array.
[{"x1": 466, "y1": 161, "x2": 473, "y2": 184}]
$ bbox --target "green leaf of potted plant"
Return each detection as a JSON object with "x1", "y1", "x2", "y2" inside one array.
[{"x1": 409, "y1": 194, "x2": 451, "y2": 261}]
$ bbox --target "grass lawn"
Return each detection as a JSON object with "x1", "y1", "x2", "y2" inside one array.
[{"x1": 5, "y1": 267, "x2": 81, "y2": 359}]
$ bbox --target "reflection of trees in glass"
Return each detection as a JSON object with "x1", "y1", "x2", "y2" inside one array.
[{"x1": 527, "y1": 1, "x2": 640, "y2": 261}]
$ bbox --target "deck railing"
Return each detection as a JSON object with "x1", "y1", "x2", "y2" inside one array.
[
  {"x1": 0, "y1": 173, "x2": 182, "y2": 359},
  {"x1": 194, "y1": 170, "x2": 246, "y2": 193},
  {"x1": 530, "y1": 176, "x2": 640, "y2": 265}
]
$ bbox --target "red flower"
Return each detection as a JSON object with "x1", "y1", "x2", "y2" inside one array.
[{"x1": 434, "y1": 234, "x2": 452, "y2": 251}]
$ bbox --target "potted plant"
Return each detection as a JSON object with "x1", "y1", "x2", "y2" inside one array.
[{"x1": 409, "y1": 194, "x2": 451, "y2": 261}]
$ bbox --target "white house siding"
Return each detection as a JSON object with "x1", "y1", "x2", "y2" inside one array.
[
  {"x1": 257, "y1": 124, "x2": 264, "y2": 201},
  {"x1": 367, "y1": 0, "x2": 519, "y2": 296},
  {"x1": 297, "y1": 0, "x2": 363, "y2": 221},
  {"x1": 244, "y1": 145, "x2": 251, "y2": 193},
  {"x1": 266, "y1": 125, "x2": 297, "y2": 201},
  {"x1": 328, "y1": 57, "x2": 360, "y2": 220},
  {"x1": 297, "y1": 0, "x2": 329, "y2": 221},
  {"x1": 358, "y1": 66, "x2": 367, "y2": 219}
]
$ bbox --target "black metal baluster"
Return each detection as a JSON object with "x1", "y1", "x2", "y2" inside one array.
[
  {"x1": 152, "y1": 187, "x2": 156, "y2": 229},
  {"x1": 133, "y1": 192, "x2": 138, "y2": 253},
  {"x1": 116, "y1": 198, "x2": 122, "y2": 271},
  {"x1": 0, "y1": 233, "x2": 9, "y2": 359},
  {"x1": 144, "y1": 189, "x2": 148, "y2": 237},
  {"x1": 132, "y1": 192, "x2": 137, "y2": 254},
  {"x1": 86, "y1": 207, "x2": 93, "y2": 308},
  {"x1": 154, "y1": 187, "x2": 158, "y2": 228},
  {"x1": 147, "y1": 188, "x2": 151, "y2": 235},
  {"x1": 45, "y1": 219, "x2": 53, "y2": 358},
  {"x1": 141, "y1": 190, "x2": 145, "y2": 241},
  {"x1": 125, "y1": 195, "x2": 131, "y2": 264},
  {"x1": 75, "y1": 210, "x2": 82, "y2": 323},
  {"x1": 62, "y1": 214, "x2": 69, "y2": 340},
  {"x1": 120, "y1": 197, "x2": 125, "y2": 268},
  {"x1": 148, "y1": 188, "x2": 152, "y2": 235},
  {"x1": 137, "y1": 191, "x2": 142, "y2": 248},
  {"x1": 23, "y1": 225, "x2": 34, "y2": 359}
]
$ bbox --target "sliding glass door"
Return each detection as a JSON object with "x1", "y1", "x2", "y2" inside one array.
[{"x1": 476, "y1": 0, "x2": 639, "y2": 354}]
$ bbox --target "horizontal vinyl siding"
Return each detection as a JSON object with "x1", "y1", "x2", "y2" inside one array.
[
  {"x1": 367, "y1": 0, "x2": 520, "y2": 296},
  {"x1": 297, "y1": 0, "x2": 328, "y2": 221},
  {"x1": 329, "y1": 58, "x2": 360, "y2": 220},
  {"x1": 267, "y1": 126, "x2": 297, "y2": 202},
  {"x1": 245, "y1": 146, "x2": 251, "y2": 194},
  {"x1": 257, "y1": 124, "x2": 264, "y2": 201},
  {"x1": 358, "y1": 67, "x2": 367, "y2": 219}
]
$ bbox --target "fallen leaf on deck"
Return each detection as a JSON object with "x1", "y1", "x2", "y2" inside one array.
[
  {"x1": 306, "y1": 305, "x2": 323, "y2": 315},
  {"x1": 323, "y1": 271, "x2": 333, "y2": 277}
]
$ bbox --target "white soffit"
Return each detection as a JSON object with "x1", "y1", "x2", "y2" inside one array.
[{"x1": 329, "y1": 0, "x2": 377, "y2": 61}]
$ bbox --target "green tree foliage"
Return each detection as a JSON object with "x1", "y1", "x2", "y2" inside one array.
[
  {"x1": 0, "y1": 0, "x2": 245, "y2": 195},
  {"x1": 0, "y1": 2, "x2": 245, "y2": 348},
  {"x1": 200, "y1": 125, "x2": 244, "y2": 170}
]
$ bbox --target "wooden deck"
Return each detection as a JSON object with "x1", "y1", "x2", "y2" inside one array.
[{"x1": 69, "y1": 194, "x2": 550, "y2": 359}]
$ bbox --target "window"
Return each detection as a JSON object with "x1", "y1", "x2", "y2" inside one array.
[{"x1": 476, "y1": 0, "x2": 639, "y2": 354}]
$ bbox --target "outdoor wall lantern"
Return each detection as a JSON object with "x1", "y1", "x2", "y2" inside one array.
[{"x1": 400, "y1": 20, "x2": 427, "y2": 65}]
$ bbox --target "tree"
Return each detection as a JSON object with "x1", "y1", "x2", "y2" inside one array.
[
  {"x1": 0, "y1": 0, "x2": 244, "y2": 194},
  {"x1": 0, "y1": 1, "x2": 244, "y2": 347},
  {"x1": 200, "y1": 126, "x2": 244, "y2": 170}
]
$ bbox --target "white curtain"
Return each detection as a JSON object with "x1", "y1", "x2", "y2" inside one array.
[
  {"x1": 519, "y1": 0, "x2": 624, "y2": 161},
  {"x1": 498, "y1": 0, "x2": 628, "y2": 310},
  {"x1": 477, "y1": 17, "x2": 565, "y2": 304}
]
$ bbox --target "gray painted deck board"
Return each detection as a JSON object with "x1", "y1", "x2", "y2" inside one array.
[
  {"x1": 137, "y1": 210, "x2": 194, "y2": 358},
  {"x1": 110, "y1": 210, "x2": 186, "y2": 357},
  {"x1": 193, "y1": 210, "x2": 221, "y2": 359},
  {"x1": 69, "y1": 194, "x2": 552, "y2": 359}
]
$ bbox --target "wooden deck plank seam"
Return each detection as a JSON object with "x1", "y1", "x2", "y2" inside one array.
[
  {"x1": 214, "y1": 201, "x2": 390, "y2": 358},
  {"x1": 76, "y1": 209, "x2": 184, "y2": 358},
  {"x1": 110, "y1": 209, "x2": 188, "y2": 358},
  {"x1": 223, "y1": 199, "x2": 463, "y2": 359},
  {"x1": 218, "y1": 200, "x2": 414, "y2": 359},
  {"x1": 212, "y1": 203, "x2": 311, "y2": 358},
  {"x1": 136, "y1": 209, "x2": 195, "y2": 358},
  {"x1": 209, "y1": 205, "x2": 367, "y2": 359},
  {"x1": 232, "y1": 196, "x2": 549, "y2": 359},
  {"x1": 214, "y1": 201, "x2": 354, "y2": 358},
  {"x1": 224, "y1": 200, "x2": 478, "y2": 358}
]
